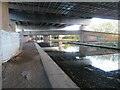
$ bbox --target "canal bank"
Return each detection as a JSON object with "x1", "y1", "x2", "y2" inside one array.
[
  {"x1": 35, "y1": 43, "x2": 79, "y2": 88},
  {"x1": 68, "y1": 41, "x2": 120, "y2": 50},
  {"x1": 2, "y1": 41, "x2": 79, "y2": 89},
  {"x1": 2, "y1": 41, "x2": 120, "y2": 89},
  {"x1": 46, "y1": 51, "x2": 120, "y2": 89},
  {"x1": 38, "y1": 41, "x2": 120, "y2": 89}
]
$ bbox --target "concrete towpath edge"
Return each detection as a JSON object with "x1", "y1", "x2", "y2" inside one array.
[{"x1": 34, "y1": 42, "x2": 79, "y2": 89}]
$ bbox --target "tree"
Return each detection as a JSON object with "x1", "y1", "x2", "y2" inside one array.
[{"x1": 90, "y1": 20, "x2": 118, "y2": 34}]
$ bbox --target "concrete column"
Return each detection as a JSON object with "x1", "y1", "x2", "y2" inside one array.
[
  {"x1": 79, "y1": 25, "x2": 87, "y2": 59},
  {"x1": 44, "y1": 35, "x2": 49, "y2": 43},
  {"x1": 20, "y1": 29, "x2": 24, "y2": 50},
  {"x1": 79, "y1": 25, "x2": 87, "y2": 43},
  {"x1": 9, "y1": 20, "x2": 16, "y2": 32},
  {"x1": 79, "y1": 25, "x2": 84, "y2": 43},
  {"x1": 0, "y1": 2, "x2": 9, "y2": 31},
  {"x1": 49, "y1": 35, "x2": 52, "y2": 46},
  {"x1": 59, "y1": 35, "x2": 63, "y2": 51}
]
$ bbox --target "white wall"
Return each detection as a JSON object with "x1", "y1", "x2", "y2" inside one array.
[{"x1": 0, "y1": 30, "x2": 20, "y2": 63}]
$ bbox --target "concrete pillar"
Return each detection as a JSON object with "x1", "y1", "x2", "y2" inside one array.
[
  {"x1": 59, "y1": 35, "x2": 63, "y2": 51},
  {"x1": 79, "y1": 25, "x2": 87, "y2": 43},
  {"x1": 20, "y1": 29, "x2": 24, "y2": 50},
  {"x1": 79, "y1": 25, "x2": 84, "y2": 43},
  {"x1": 9, "y1": 20, "x2": 16, "y2": 32},
  {"x1": 49, "y1": 35, "x2": 52, "y2": 46},
  {"x1": 79, "y1": 25, "x2": 87, "y2": 59},
  {"x1": 44, "y1": 35, "x2": 49, "y2": 43},
  {"x1": 0, "y1": 2, "x2": 9, "y2": 31}
]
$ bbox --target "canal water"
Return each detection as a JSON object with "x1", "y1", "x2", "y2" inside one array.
[{"x1": 38, "y1": 41, "x2": 120, "y2": 89}]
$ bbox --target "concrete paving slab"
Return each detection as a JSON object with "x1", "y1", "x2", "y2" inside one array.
[{"x1": 2, "y1": 42, "x2": 51, "y2": 88}]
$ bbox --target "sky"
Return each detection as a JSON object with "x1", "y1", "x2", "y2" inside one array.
[{"x1": 91, "y1": 18, "x2": 117, "y2": 25}]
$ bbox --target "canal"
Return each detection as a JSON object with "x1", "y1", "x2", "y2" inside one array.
[{"x1": 38, "y1": 41, "x2": 120, "y2": 89}]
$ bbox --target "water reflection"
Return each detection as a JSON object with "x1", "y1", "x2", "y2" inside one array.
[
  {"x1": 61, "y1": 59, "x2": 92, "y2": 67},
  {"x1": 39, "y1": 41, "x2": 120, "y2": 89},
  {"x1": 64, "y1": 47, "x2": 79, "y2": 52},
  {"x1": 86, "y1": 54, "x2": 120, "y2": 72},
  {"x1": 41, "y1": 41, "x2": 120, "y2": 72}
]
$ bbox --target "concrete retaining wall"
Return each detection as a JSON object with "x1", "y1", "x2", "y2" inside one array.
[
  {"x1": 0, "y1": 30, "x2": 20, "y2": 63},
  {"x1": 35, "y1": 43, "x2": 79, "y2": 88}
]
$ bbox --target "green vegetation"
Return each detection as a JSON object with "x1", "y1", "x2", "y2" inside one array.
[
  {"x1": 90, "y1": 20, "x2": 118, "y2": 34},
  {"x1": 84, "y1": 20, "x2": 120, "y2": 47}
]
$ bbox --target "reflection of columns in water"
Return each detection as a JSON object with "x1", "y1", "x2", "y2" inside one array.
[
  {"x1": 59, "y1": 35, "x2": 63, "y2": 51},
  {"x1": 31, "y1": 35, "x2": 34, "y2": 40},
  {"x1": 32, "y1": 35, "x2": 35, "y2": 40},
  {"x1": 29, "y1": 31, "x2": 32, "y2": 40},
  {"x1": 28, "y1": 35, "x2": 31, "y2": 40},
  {"x1": 33, "y1": 35, "x2": 36, "y2": 41},
  {"x1": 41, "y1": 35, "x2": 44, "y2": 42},
  {"x1": 39, "y1": 35, "x2": 41, "y2": 42},
  {"x1": 35, "y1": 35, "x2": 37, "y2": 42},
  {"x1": 79, "y1": 45, "x2": 87, "y2": 60},
  {"x1": 37, "y1": 35, "x2": 40, "y2": 41}
]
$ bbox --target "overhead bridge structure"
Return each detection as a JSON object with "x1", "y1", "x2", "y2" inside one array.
[
  {"x1": 0, "y1": 1, "x2": 119, "y2": 89},
  {"x1": 8, "y1": 2, "x2": 118, "y2": 30}
]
